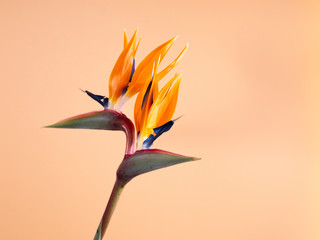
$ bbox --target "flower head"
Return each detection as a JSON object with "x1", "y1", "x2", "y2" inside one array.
[
  {"x1": 49, "y1": 30, "x2": 190, "y2": 153},
  {"x1": 84, "y1": 30, "x2": 188, "y2": 113}
]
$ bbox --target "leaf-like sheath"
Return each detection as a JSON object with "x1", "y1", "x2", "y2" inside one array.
[
  {"x1": 46, "y1": 109, "x2": 135, "y2": 154},
  {"x1": 117, "y1": 149, "x2": 200, "y2": 184}
]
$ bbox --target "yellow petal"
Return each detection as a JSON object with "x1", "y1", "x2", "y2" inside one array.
[
  {"x1": 146, "y1": 73, "x2": 182, "y2": 131},
  {"x1": 109, "y1": 30, "x2": 138, "y2": 105},
  {"x1": 125, "y1": 36, "x2": 178, "y2": 98},
  {"x1": 156, "y1": 77, "x2": 181, "y2": 126},
  {"x1": 135, "y1": 79, "x2": 159, "y2": 148},
  {"x1": 134, "y1": 89, "x2": 143, "y2": 132},
  {"x1": 134, "y1": 58, "x2": 160, "y2": 133}
]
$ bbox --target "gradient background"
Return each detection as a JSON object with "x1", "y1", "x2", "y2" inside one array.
[{"x1": 1, "y1": 0, "x2": 320, "y2": 239}]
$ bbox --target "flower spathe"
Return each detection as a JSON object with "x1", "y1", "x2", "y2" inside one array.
[
  {"x1": 75, "y1": 30, "x2": 189, "y2": 150},
  {"x1": 117, "y1": 149, "x2": 200, "y2": 184}
]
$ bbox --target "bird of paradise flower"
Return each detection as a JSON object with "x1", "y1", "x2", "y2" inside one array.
[{"x1": 47, "y1": 29, "x2": 200, "y2": 240}]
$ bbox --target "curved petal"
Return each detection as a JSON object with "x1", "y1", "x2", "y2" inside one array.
[
  {"x1": 157, "y1": 43, "x2": 188, "y2": 81},
  {"x1": 108, "y1": 30, "x2": 138, "y2": 106},
  {"x1": 125, "y1": 36, "x2": 177, "y2": 98},
  {"x1": 123, "y1": 29, "x2": 128, "y2": 49},
  {"x1": 146, "y1": 73, "x2": 182, "y2": 130},
  {"x1": 134, "y1": 58, "x2": 160, "y2": 133}
]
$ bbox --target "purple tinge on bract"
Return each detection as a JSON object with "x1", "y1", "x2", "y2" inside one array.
[
  {"x1": 46, "y1": 109, "x2": 136, "y2": 154},
  {"x1": 117, "y1": 149, "x2": 200, "y2": 184},
  {"x1": 46, "y1": 109, "x2": 125, "y2": 130}
]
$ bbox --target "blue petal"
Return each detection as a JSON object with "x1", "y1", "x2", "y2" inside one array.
[
  {"x1": 143, "y1": 120, "x2": 174, "y2": 148},
  {"x1": 141, "y1": 80, "x2": 153, "y2": 110},
  {"x1": 83, "y1": 90, "x2": 108, "y2": 108},
  {"x1": 130, "y1": 59, "x2": 135, "y2": 83},
  {"x1": 153, "y1": 121, "x2": 174, "y2": 135},
  {"x1": 102, "y1": 97, "x2": 109, "y2": 108}
]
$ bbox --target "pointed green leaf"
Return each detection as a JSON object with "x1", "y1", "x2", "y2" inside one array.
[
  {"x1": 46, "y1": 110, "x2": 125, "y2": 131},
  {"x1": 117, "y1": 149, "x2": 200, "y2": 184},
  {"x1": 93, "y1": 220, "x2": 102, "y2": 240},
  {"x1": 46, "y1": 109, "x2": 136, "y2": 154}
]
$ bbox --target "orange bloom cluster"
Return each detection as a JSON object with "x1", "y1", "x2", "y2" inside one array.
[{"x1": 92, "y1": 30, "x2": 188, "y2": 149}]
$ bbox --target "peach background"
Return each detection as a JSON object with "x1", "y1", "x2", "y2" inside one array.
[{"x1": 1, "y1": 0, "x2": 320, "y2": 239}]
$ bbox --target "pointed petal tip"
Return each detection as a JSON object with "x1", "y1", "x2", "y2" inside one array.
[
  {"x1": 135, "y1": 37, "x2": 141, "y2": 51},
  {"x1": 172, "y1": 115, "x2": 183, "y2": 122},
  {"x1": 44, "y1": 121, "x2": 71, "y2": 129},
  {"x1": 166, "y1": 35, "x2": 179, "y2": 46},
  {"x1": 44, "y1": 123, "x2": 65, "y2": 129}
]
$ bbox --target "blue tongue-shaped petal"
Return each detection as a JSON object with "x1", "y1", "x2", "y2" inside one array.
[
  {"x1": 143, "y1": 120, "x2": 174, "y2": 149},
  {"x1": 141, "y1": 80, "x2": 153, "y2": 110},
  {"x1": 82, "y1": 89, "x2": 109, "y2": 108}
]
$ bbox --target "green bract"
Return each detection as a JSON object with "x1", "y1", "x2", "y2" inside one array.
[{"x1": 117, "y1": 149, "x2": 200, "y2": 184}]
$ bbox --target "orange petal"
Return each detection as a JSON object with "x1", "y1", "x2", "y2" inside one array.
[
  {"x1": 134, "y1": 58, "x2": 160, "y2": 133},
  {"x1": 141, "y1": 59, "x2": 160, "y2": 136},
  {"x1": 125, "y1": 36, "x2": 178, "y2": 98},
  {"x1": 156, "y1": 77, "x2": 181, "y2": 127},
  {"x1": 123, "y1": 29, "x2": 128, "y2": 49},
  {"x1": 146, "y1": 73, "x2": 182, "y2": 130},
  {"x1": 108, "y1": 30, "x2": 138, "y2": 106},
  {"x1": 157, "y1": 43, "x2": 188, "y2": 81},
  {"x1": 134, "y1": 37, "x2": 141, "y2": 56},
  {"x1": 134, "y1": 79, "x2": 158, "y2": 148}
]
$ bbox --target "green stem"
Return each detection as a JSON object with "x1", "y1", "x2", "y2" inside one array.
[
  {"x1": 93, "y1": 113, "x2": 134, "y2": 239},
  {"x1": 93, "y1": 178, "x2": 125, "y2": 240}
]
